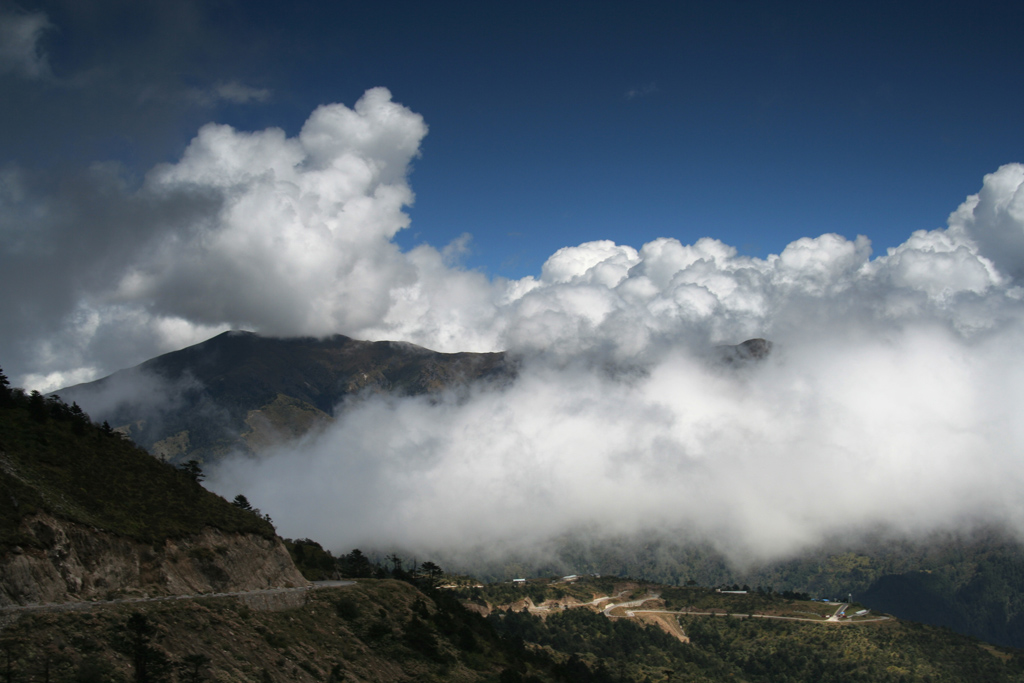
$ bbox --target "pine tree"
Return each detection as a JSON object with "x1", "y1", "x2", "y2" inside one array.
[
  {"x1": 177, "y1": 460, "x2": 204, "y2": 482},
  {"x1": 0, "y1": 368, "x2": 10, "y2": 408},
  {"x1": 28, "y1": 391, "x2": 47, "y2": 423}
]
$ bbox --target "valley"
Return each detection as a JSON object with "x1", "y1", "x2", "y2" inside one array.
[
  {"x1": 2, "y1": 571, "x2": 1021, "y2": 683},
  {"x1": 3, "y1": 336, "x2": 1024, "y2": 681},
  {"x1": 45, "y1": 334, "x2": 1024, "y2": 651}
]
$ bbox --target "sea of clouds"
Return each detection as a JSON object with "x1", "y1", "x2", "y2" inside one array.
[{"x1": 4, "y1": 88, "x2": 1024, "y2": 564}]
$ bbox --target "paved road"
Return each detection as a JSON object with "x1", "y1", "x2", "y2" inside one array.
[
  {"x1": 827, "y1": 603, "x2": 848, "y2": 621},
  {"x1": 524, "y1": 590, "x2": 632, "y2": 614},
  {"x1": 603, "y1": 595, "x2": 661, "y2": 617},
  {"x1": 625, "y1": 609, "x2": 889, "y2": 624},
  {"x1": 9, "y1": 581, "x2": 889, "y2": 628},
  {"x1": 0, "y1": 580, "x2": 354, "y2": 615}
]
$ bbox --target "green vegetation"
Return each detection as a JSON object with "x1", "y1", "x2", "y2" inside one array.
[
  {"x1": 0, "y1": 581, "x2": 556, "y2": 683},
  {"x1": 0, "y1": 381, "x2": 274, "y2": 546},
  {"x1": 2, "y1": 575, "x2": 1024, "y2": 683},
  {"x1": 858, "y1": 554, "x2": 1024, "y2": 649},
  {"x1": 737, "y1": 534, "x2": 1024, "y2": 648},
  {"x1": 497, "y1": 529, "x2": 1024, "y2": 650},
  {"x1": 282, "y1": 539, "x2": 338, "y2": 581},
  {"x1": 282, "y1": 543, "x2": 447, "y2": 585},
  {"x1": 659, "y1": 586, "x2": 811, "y2": 616},
  {"x1": 671, "y1": 613, "x2": 1024, "y2": 682},
  {"x1": 472, "y1": 577, "x2": 1024, "y2": 682}
]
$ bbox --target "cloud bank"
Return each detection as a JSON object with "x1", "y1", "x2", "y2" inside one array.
[
  {"x1": 3, "y1": 87, "x2": 1024, "y2": 564},
  {"x1": 209, "y1": 308, "x2": 1024, "y2": 566}
]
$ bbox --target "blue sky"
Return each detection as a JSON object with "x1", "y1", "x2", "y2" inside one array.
[
  {"x1": 5, "y1": 0, "x2": 1022, "y2": 280},
  {"x1": 3, "y1": 0, "x2": 1024, "y2": 388}
]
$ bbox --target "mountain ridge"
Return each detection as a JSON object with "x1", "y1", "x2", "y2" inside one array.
[
  {"x1": 59, "y1": 331, "x2": 773, "y2": 466},
  {"x1": 58, "y1": 330, "x2": 512, "y2": 464}
]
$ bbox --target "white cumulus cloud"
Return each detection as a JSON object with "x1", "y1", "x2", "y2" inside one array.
[
  {"x1": 125, "y1": 87, "x2": 427, "y2": 336},
  {"x1": 952, "y1": 163, "x2": 1024, "y2": 280},
  {"x1": 5, "y1": 88, "x2": 1024, "y2": 569},
  {"x1": 9, "y1": 89, "x2": 1023, "y2": 390}
]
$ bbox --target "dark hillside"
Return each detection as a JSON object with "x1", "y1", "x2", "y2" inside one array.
[
  {"x1": 0, "y1": 378, "x2": 305, "y2": 605},
  {"x1": 859, "y1": 552, "x2": 1024, "y2": 649},
  {"x1": 5, "y1": 575, "x2": 1024, "y2": 683},
  {"x1": 0, "y1": 388, "x2": 273, "y2": 545}
]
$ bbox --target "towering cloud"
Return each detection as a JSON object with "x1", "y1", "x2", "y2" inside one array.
[
  {"x1": 124, "y1": 87, "x2": 426, "y2": 336},
  {"x1": 2, "y1": 88, "x2": 435, "y2": 390},
  {"x1": 952, "y1": 163, "x2": 1024, "y2": 281}
]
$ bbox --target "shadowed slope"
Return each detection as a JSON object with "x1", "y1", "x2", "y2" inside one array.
[{"x1": 59, "y1": 331, "x2": 511, "y2": 464}]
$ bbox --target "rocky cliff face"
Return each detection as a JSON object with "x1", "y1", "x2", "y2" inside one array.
[{"x1": 0, "y1": 512, "x2": 308, "y2": 606}]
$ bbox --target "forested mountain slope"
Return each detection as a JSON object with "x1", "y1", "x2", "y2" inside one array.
[
  {"x1": 0, "y1": 378, "x2": 306, "y2": 605},
  {"x1": 58, "y1": 331, "x2": 511, "y2": 465},
  {"x1": 5, "y1": 574, "x2": 1024, "y2": 683}
]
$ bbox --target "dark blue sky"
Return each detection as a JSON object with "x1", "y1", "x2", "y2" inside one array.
[{"x1": 5, "y1": 0, "x2": 1023, "y2": 278}]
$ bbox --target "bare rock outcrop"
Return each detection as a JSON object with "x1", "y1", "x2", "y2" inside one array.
[{"x1": 0, "y1": 512, "x2": 308, "y2": 606}]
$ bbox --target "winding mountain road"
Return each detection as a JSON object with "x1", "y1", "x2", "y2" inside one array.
[
  {"x1": 598, "y1": 596, "x2": 889, "y2": 625},
  {"x1": 0, "y1": 580, "x2": 354, "y2": 615},
  {"x1": 603, "y1": 594, "x2": 661, "y2": 616}
]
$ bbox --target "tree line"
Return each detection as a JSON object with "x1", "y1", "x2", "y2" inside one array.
[{"x1": 278, "y1": 535, "x2": 446, "y2": 589}]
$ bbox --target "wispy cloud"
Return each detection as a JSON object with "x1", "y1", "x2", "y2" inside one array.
[
  {"x1": 625, "y1": 82, "x2": 658, "y2": 100},
  {"x1": 0, "y1": 9, "x2": 52, "y2": 80},
  {"x1": 180, "y1": 81, "x2": 272, "y2": 107},
  {"x1": 203, "y1": 81, "x2": 272, "y2": 105},
  {"x1": 216, "y1": 80, "x2": 271, "y2": 104}
]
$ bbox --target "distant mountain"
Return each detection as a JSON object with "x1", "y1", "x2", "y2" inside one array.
[
  {"x1": 58, "y1": 331, "x2": 511, "y2": 465},
  {"x1": 58, "y1": 332, "x2": 773, "y2": 466},
  {"x1": 717, "y1": 337, "x2": 772, "y2": 363}
]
